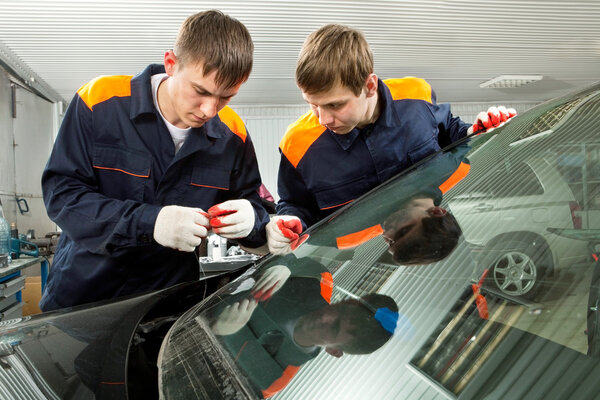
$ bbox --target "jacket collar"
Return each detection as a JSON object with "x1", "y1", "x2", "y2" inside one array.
[
  {"x1": 374, "y1": 78, "x2": 399, "y2": 128},
  {"x1": 130, "y1": 63, "x2": 165, "y2": 119}
]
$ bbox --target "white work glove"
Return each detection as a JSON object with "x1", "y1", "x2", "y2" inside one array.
[
  {"x1": 208, "y1": 199, "x2": 255, "y2": 239},
  {"x1": 211, "y1": 298, "x2": 258, "y2": 335},
  {"x1": 153, "y1": 205, "x2": 209, "y2": 252},
  {"x1": 468, "y1": 106, "x2": 517, "y2": 135},
  {"x1": 251, "y1": 265, "x2": 291, "y2": 301},
  {"x1": 266, "y1": 215, "x2": 304, "y2": 255}
]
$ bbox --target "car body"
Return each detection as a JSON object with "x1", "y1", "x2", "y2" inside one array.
[
  {"x1": 1, "y1": 83, "x2": 600, "y2": 399},
  {"x1": 448, "y1": 154, "x2": 588, "y2": 299}
]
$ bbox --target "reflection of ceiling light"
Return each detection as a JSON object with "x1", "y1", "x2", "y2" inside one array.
[{"x1": 480, "y1": 75, "x2": 543, "y2": 88}]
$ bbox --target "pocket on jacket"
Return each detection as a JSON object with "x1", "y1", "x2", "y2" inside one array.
[
  {"x1": 313, "y1": 176, "x2": 370, "y2": 211},
  {"x1": 93, "y1": 145, "x2": 151, "y2": 201},
  {"x1": 190, "y1": 166, "x2": 231, "y2": 191},
  {"x1": 407, "y1": 135, "x2": 439, "y2": 165}
]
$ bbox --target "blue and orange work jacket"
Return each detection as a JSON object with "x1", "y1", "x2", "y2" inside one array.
[
  {"x1": 276, "y1": 77, "x2": 470, "y2": 228},
  {"x1": 40, "y1": 64, "x2": 268, "y2": 311}
]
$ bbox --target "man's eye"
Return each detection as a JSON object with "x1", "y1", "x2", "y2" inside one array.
[{"x1": 394, "y1": 225, "x2": 414, "y2": 241}]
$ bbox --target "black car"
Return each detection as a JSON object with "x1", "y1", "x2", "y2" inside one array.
[{"x1": 2, "y1": 83, "x2": 600, "y2": 400}]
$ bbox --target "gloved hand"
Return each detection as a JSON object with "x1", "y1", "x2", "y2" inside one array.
[
  {"x1": 266, "y1": 215, "x2": 303, "y2": 255},
  {"x1": 251, "y1": 264, "x2": 291, "y2": 301},
  {"x1": 153, "y1": 206, "x2": 210, "y2": 252},
  {"x1": 208, "y1": 199, "x2": 255, "y2": 239},
  {"x1": 211, "y1": 298, "x2": 258, "y2": 335},
  {"x1": 468, "y1": 106, "x2": 517, "y2": 135}
]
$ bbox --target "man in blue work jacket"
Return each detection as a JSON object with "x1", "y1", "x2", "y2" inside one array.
[
  {"x1": 40, "y1": 10, "x2": 269, "y2": 311},
  {"x1": 266, "y1": 24, "x2": 517, "y2": 255}
]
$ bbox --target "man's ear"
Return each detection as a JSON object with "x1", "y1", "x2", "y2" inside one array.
[
  {"x1": 428, "y1": 206, "x2": 448, "y2": 217},
  {"x1": 365, "y1": 73, "x2": 378, "y2": 98},
  {"x1": 164, "y1": 50, "x2": 178, "y2": 76},
  {"x1": 325, "y1": 347, "x2": 344, "y2": 358}
]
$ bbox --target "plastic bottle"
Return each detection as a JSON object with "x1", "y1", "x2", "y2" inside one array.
[{"x1": 0, "y1": 216, "x2": 10, "y2": 257}]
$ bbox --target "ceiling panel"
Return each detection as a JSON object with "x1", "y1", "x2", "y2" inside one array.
[{"x1": 0, "y1": 0, "x2": 599, "y2": 105}]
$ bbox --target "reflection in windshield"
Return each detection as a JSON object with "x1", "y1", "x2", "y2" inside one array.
[
  {"x1": 301, "y1": 142, "x2": 471, "y2": 268},
  {"x1": 207, "y1": 260, "x2": 399, "y2": 398},
  {"x1": 159, "y1": 86, "x2": 600, "y2": 399}
]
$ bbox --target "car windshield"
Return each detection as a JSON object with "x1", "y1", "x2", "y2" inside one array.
[{"x1": 158, "y1": 83, "x2": 600, "y2": 399}]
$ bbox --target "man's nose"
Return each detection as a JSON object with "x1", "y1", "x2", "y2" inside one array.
[
  {"x1": 318, "y1": 108, "x2": 334, "y2": 126},
  {"x1": 200, "y1": 97, "x2": 219, "y2": 119}
]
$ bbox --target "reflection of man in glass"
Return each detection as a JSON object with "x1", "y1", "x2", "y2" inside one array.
[
  {"x1": 209, "y1": 261, "x2": 398, "y2": 398},
  {"x1": 381, "y1": 195, "x2": 461, "y2": 265},
  {"x1": 328, "y1": 144, "x2": 470, "y2": 265}
]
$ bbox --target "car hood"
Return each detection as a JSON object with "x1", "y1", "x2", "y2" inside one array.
[{"x1": 0, "y1": 280, "x2": 209, "y2": 399}]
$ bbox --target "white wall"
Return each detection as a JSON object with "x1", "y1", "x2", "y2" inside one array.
[
  {"x1": 1, "y1": 71, "x2": 539, "y2": 231},
  {"x1": 0, "y1": 66, "x2": 57, "y2": 238},
  {"x1": 0, "y1": 70, "x2": 17, "y2": 222},
  {"x1": 235, "y1": 105, "x2": 309, "y2": 202},
  {"x1": 235, "y1": 101, "x2": 539, "y2": 202},
  {"x1": 13, "y1": 84, "x2": 58, "y2": 236}
]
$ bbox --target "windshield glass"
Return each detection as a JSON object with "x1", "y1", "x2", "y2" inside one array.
[{"x1": 159, "y1": 83, "x2": 600, "y2": 399}]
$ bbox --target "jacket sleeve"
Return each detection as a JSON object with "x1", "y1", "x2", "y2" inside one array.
[
  {"x1": 274, "y1": 153, "x2": 320, "y2": 230},
  {"x1": 228, "y1": 133, "x2": 269, "y2": 248},
  {"x1": 431, "y1": 102, "x2": 471, "y2": 149},
  {"x1": 41, "y1": 94, "x2": 162, "y2": 255}
]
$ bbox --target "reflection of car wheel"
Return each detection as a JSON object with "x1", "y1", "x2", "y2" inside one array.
[{"x1": 482, "y1": 238, "x2": 552, "y2": 300}]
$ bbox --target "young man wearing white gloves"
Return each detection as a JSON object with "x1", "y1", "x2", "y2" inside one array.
[{"x1": 40, "y1": 10, "x2": 268, "y2": 310}]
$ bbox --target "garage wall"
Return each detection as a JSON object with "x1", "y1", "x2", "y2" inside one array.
[
  {"x1": 0, "y1": 70, "x2": 15, "y2": 220},
  {"x1": 235, "y1": 101, "x2": 539, "y2": 202},
  {"x1": 0, "y1": 66, "x2": 58, "y2": 238},
  {"x1": 1, "y1": 74, "x2": 538, "y2": 230}
]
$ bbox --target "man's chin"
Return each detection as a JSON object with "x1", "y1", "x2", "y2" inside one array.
[
  {"x1": 188, "y1": 120, "x2": 207, "y2": 128},
  {"x1": 329, "y1": 126, "x2": 351, "y2": 135}
]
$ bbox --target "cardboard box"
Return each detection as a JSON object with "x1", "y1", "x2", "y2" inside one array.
[{"x1": 22, "y1": 276, "x2": 42, "y2": 316}]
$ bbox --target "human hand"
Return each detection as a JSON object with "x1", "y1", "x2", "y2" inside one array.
[
  {"x1": 208, "y1": 199, "x2": 255, "y2": 239},
  {"x1": 251, "y1": 265, "x2": 291, "y2": 301},
  {"x1": 468, "y1": 106, "x2": 517, "y2": 135},
  {"x1": 153, "y1": 206, "x2": 209, "y2": 251},
  {"x1": 211, "y1": 298, "x2": 258, "y2": 335},
  {"x1": 266, "y1": 215, "x2": 304, "y2": 255}
]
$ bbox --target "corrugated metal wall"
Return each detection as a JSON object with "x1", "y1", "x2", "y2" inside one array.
[
  {"x1": 235, "y1": 102, "x2": 539, "y2": 201},
  {"x1": 236, "y1": 105, "x2": 309, "y2": 202}
]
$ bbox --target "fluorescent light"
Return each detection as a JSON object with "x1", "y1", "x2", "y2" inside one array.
[
  {"x1": 509, "y1": 130, "x2": 553, "y2": 147},
  {"x1": 480, "y1": 75, "x2": 543, "y2": 88}
]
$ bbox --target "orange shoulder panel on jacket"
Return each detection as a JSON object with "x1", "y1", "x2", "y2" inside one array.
[
  {"x1": 77, "y1": 75, "x2": 133, "y2": 110},
  {"x1": 218, "y1": 106, "x2": 247, "y2": 142},
  {"x1": 383, "y1": 77, "x2": 433, "y2": 103},
  {"x1": 280, "y1": 111, "x2": 326, "y2": 168},
  {"x1": 439, "y1": 161, "x2": 471, "y2": 194},
  {"x1": 336, "y1": 224, "x2": 384, "y2": 250},
  {"x1": 262, "y1": 365, "x2": 301, "y2": 398},
  {"x1": 320, "y1": 272, "x2": 333, "y2": 304}
]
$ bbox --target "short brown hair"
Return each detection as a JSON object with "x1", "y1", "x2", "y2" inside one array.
[
  {"x1": 338, "y1": 293, "x2": 398, "y2": 354},
  {"x1": 296, "y1": 24, "x2": 374, "y2": 96},
  {"x1": 174, "y1": 10, "x2": 253, "y2": 88},
  {"x1": 391, "y1": 213, "x2": 462, "y2": 265}
]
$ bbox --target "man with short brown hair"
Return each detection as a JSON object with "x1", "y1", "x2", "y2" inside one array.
[
  {"x1": 41, "y1": 10, "x2": 269, "y2": 310},
  {"x1": 266, "y1": 24, "x2": 516, "y2": 255}
]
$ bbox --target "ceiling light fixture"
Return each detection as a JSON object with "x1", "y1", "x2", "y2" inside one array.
[{"x1": 479, "y1": 75, "x2": 543, "y2": 88}]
